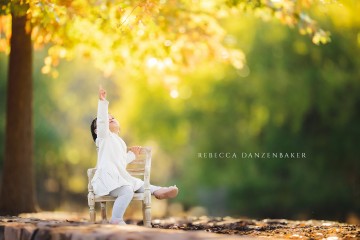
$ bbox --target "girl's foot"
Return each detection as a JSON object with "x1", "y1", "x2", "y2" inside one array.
[
  {"x1": 153, "y1": 185, "x2": 178, "y2": 200},
  {"x1": 109, "y1": 219, "x2": 127, "y2": 225}
]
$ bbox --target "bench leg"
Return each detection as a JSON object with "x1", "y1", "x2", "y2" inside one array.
[
  {"x1": 88, "y1": 192, "x2": 96, "y2": 223},
  {"x1": 100, "y1": 202, "x2": 107, "y2": 223},
  {"x1": 143, "y1": 190, "x2": 152, "y2": 227}
]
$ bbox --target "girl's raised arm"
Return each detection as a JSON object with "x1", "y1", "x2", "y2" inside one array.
[
  {"x1": 96, "y1": 86, "x2": 110, "y2": 139},
  {"x1": 99, "y1": 86, "x2": 106, "y2": 101}
]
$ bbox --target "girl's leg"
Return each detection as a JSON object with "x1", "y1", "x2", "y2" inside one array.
[
  {"x1": 135, "y1": 184, "x2": 162, "y2": 194},
  {"x1": 109, "y1": 185, "x2": 134, "y2": 224},
  {"x1": 135, "y1": 183, "x2": 178, "y2": 199}
]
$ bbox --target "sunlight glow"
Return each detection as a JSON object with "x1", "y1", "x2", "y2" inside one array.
[
  {"x1": 170, "y1": 89, "x2": 179, "y2": 98},
  {"x1": 146, "y1": 57, "x2": 158, "y2": 68}
]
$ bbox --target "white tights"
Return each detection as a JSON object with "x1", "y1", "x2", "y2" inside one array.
[{"x1": 109, "y1": 184, "x2": 161, "y2": 224}]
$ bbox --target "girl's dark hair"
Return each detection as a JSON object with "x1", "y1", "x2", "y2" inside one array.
[{"x1": 91, "y1": 118, "x2": 97, "y2": 142}]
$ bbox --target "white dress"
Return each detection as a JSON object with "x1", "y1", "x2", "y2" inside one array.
[{"x1": 91, "y1": 100, "x2": 144, "y2": 196}]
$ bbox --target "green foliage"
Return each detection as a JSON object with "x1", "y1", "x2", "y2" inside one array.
[
  {"x1": 0, "y1": 0, "x2": 29, "y2": 16},
  {"x1": 32, "y1": 52, "x2": 102, "y2": 209},
  {"x1": 0, "y1": 0, "x2": 10, "y2": 15},
  {"x1": 172, "y1": 5, "x2": 359, "y2": 219},
  {"x1": 107, "y1": 1, "x2": 359, "y2": 219}
]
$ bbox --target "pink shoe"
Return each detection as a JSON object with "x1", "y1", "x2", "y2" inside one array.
[{"x1": 153, "y1": 185, "x2": 178, "y2": 200}]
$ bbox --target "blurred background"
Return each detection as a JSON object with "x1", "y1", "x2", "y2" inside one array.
[{"x1": 0, "y1": 1, "x2": 359, "y2": 223}]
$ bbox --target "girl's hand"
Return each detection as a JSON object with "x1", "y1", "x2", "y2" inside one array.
[
  {"x1": 129, "y1": 146, "x2": 142, "y2": 156},
  {"x1": 99, "y1": 86, "x2": 106, "y2": 100}
]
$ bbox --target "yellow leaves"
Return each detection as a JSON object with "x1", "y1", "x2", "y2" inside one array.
[
  {"x1": 297, "y1": 12, "x2": 331, "y2": 45},
  {"x1": 146, "y1": 57, "x2": 174, "y2": 72},
  {"x1": 9, "y1": 1, "x2": 29, "y2": 17},
  {"x1": 228, "y1": 49, "x2": 246, "y2": 69},
  {"x1": 41, "y1": 45, "x2": 68, "y2": 77},
  {"x1": 0, "y1": 15, "x2": 11, "y2": 54},
  {"x1": 247, "y1": 0, "x2": 332, "y2": 44},
  {"x1": 44, "y1": 56, "x2": 53, "y2": 66},
  {"x1": 299, "y1": 26, "x2": 313, "y2": 35},
  {"x1": 4, "y1": 0, "x2": 335, "y2": 85},
  {"x1": 41, "y1": 65, "x2": 50, "y2": 74},
  {"x1": 298, "y1": 0, "x2": 313, "y2": 9},
  {"x1": 29, "y1": 1, "x2": 69, "y2": 49},
  {"x1": 312, "y1": 30, "x2": 331, "y2": 45},
  {"x1": 254, "y1": 7, "x2": 273, "y2": 22},
  {"x1": 139, "y1": 0, "x2": 159, "y2": 15},
  {"x1": 68, "y1": 0, "x2": 91, "y2": 17},
  {"x1": 28, "y1": 3, "x2": 41, "y2": 18}
]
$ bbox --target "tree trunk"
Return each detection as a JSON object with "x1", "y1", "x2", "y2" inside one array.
[{"x1": 0, "y1": 13, "x2": 37, "y2": 214}]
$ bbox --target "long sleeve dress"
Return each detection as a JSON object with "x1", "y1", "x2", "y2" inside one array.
[{"x1": 91, "y1": 99, "x2": 144, "y2": 196}]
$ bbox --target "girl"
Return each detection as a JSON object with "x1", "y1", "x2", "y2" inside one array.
[{"x1": 90, "y1": 87, "x2": 178, "y2": 225}]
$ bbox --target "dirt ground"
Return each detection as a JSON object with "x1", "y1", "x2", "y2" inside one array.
[
  {"x1": 146, "y1": 216, "x2": 359, "y2": 239},
  {"x1": 6, "y1": 212, "x2": 360, "y2": 239}
]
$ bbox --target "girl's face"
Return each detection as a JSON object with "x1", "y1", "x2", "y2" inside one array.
[{"x1": 108, "y1": 114, "x2": 120, "y2": 133}]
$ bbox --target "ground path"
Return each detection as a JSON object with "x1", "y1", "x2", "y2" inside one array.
[{"x1": 0, "y1": 212, "x2": 358, "y2": 239}]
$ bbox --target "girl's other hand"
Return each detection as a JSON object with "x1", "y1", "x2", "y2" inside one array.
[
  {"x1": 99, "y1": 85, "x2": 106, "y2": 100},
  {"x1": 129, "y1": 146, "x2": 142, "y2": 156}
]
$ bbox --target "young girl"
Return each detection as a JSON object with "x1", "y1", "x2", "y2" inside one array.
[{"x1": 90, "y1": 87, "x2": 178, "y2": 225}]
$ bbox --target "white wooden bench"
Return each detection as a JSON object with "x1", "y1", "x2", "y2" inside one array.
[{"x1": 87, "y1": 146, "x2": 152, "y2": 227}]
